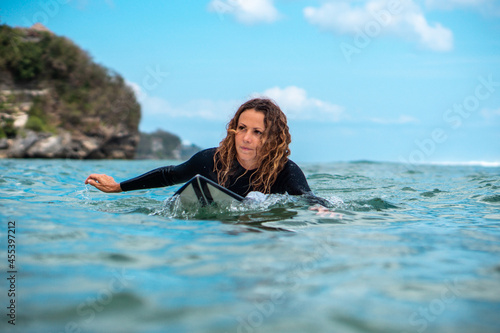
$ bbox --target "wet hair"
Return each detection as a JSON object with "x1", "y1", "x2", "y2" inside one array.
[{"x1": 214, "y1": 98, "x2": 291, "y2": 194}]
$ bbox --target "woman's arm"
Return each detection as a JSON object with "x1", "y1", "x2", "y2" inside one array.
[
  {"x1": 84, "y1": 148, "x2": 217, "y2": 193},
  {"x1": 85, "y1": 174, "x2": 122, "y2": 193},
  {"x1": 278, "y1": 160, "x2": 336, "y2": 208}
]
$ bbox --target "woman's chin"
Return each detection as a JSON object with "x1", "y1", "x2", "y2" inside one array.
[{"x1": 237, "y1": 155, "x2": 258, "y2": 169}]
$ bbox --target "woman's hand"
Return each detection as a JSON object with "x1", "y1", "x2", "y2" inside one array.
[
  {"x1": 85, "y1": 174, "x2": 122, "y2": 193},
  {"x1": 309, "y1": 205, "x2": 343, "y2": 219}
]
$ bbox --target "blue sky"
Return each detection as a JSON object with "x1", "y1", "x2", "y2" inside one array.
[{"x1": 3, "y1": 0, "x2": 500, "y2": 164}]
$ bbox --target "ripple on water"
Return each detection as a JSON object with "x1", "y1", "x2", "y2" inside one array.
[
  {"x1": 4, "y1": 159, "x2": 500, "y2": 333},
  {"x1": 401, "y1": 186, "x2": 417, "y2": 192},
  {"x1": 420, "y1": 188, "x2": 447, "y2": 197},
  {"x1": 481, "y1": 194, "x2": 500, "y2": 204},
  {"x1": 347, "y1": 198, "x2": 399, "y2": 211}
]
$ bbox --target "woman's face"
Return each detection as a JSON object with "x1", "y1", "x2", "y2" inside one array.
[{"x1": 235, "y1": 108, "x2": 266, "y2": 170}]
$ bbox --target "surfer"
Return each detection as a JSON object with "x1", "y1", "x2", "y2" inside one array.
[{"x1": 85, "y1": 98, "x2": 332, "y2": 207}]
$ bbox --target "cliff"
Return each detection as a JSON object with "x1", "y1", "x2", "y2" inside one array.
[
  {"x1": 135, "y1": 129, "x2": 201, "y2": 160},
  {"x1": 0, "y1": 24, "x2": 141, "y2": 159}
]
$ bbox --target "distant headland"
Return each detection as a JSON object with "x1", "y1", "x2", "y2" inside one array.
[{"x1": 0, "y1": 23, "x2": 199, "y2": 159}]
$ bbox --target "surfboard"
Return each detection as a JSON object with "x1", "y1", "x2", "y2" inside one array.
[{"x1": 174, "y1": 174, "x2": 244, "y2": 207}]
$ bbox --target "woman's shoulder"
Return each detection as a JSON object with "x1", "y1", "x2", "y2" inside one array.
[
  {"x1": 276, "y1": 158, "x2": 308, "y2": 180},
  {"x1": 189, "y1": 147, "x2": 217, "y2": 160},
  {"x1": 282, "y1": 158, "x2": 303, "y2": 173},
  {"x1": 273, "y1": 158, "x2": 310, "y2": 194}
]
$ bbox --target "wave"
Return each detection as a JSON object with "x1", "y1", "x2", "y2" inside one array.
[
  {"x1": 481, "y1": 194, "x2": 500, "y2": 204},
  {"x1": 348, "y1": 160, "x2": 382, "y2": 164},
  {"x1": 429, "y1": 161, "x2": 500, "y2": 167},
  {"x1": 150, "y1": 192, "x2": 397, "y2": 222},
  {"x1": 347, "y1": 198, "x2": 399, "y2": 211}
]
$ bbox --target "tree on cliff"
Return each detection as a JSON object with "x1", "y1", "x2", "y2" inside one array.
[{"x1": 0, "y1": 24, "x2": 141, "y2": 159}]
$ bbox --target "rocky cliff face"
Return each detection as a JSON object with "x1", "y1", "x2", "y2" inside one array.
[
  {"x1": 135, "y1": 129, "x2": 201, "y2": 160},
  {"x1": 0, "y1": 24, "x2": 140, "y2": 159}
]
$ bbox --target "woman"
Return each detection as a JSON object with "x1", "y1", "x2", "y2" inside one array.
[{"x1": 85, "y1": 98, "x2": 330, "y2": 206}]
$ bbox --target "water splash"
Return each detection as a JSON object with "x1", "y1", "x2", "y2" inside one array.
[{"x1": 75, "y1": 184, "x2": 93, "y2": 205}]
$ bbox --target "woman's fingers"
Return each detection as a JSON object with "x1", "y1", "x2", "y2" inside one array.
[
  {"x1": 309, "y1": 205, "x2": 343, "y2": 219},
  {"x1": 84, "y1": 174, "x2": 122, "y2": 193},
  {"x1": 85, "y1": 174, "x2": 103, "y2": 184}
]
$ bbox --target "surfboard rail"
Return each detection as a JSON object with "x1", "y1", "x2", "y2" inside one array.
[{"x1": 174, "y1": 174, "x2": 244, "y2": 207}]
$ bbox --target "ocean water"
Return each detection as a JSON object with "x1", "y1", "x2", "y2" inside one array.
[{"x1": 1, "y1": 158, "x2": 499, "y2": 333}]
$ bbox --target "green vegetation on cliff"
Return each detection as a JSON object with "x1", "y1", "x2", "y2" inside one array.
[
  {"x1": 0, "y1": 24, "x2": 140, "y2": 140},
  {"x1": 0, "y1": 24, "x2": 197, "y2": 160}
]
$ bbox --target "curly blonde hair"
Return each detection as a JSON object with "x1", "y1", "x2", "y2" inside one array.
[{"x1": 214, "y1": 98, "x2": 291, "y2": 194}]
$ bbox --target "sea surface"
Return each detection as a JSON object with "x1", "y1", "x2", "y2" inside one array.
[{"x1": 1, "y1": 158, "x2": 499, "y2": 333}]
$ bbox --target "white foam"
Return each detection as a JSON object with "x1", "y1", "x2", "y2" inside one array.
[{"x1": 430, "y1": 161, "x2": 500, "y2": 167}]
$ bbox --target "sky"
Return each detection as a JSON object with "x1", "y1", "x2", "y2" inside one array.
[{"x1": 2, "y1": 0, "x2": 500, "y2": 164}]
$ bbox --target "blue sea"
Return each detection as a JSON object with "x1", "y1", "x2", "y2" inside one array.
[{"x1": 1, "y1": 158, "x2": 499, "y2": 333}]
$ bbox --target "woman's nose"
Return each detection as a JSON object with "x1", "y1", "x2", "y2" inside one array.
[{"x1": 243, "y1": 132, "x2": 252, "y2": 142}]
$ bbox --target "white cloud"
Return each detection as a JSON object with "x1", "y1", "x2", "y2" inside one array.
[
  {"x1": 126, "y1": 81, "x2": 238, "y2": 121},
  {"x1": 304, "y1": 2, "x2": 379, "y2": 35},
  {"x1": 253, "y1": 86, "x2": 345, "y2": 122},
  {"x1": 304, "y1": 0, "x2": 453, "y2": 52},
  {"x1": 129, "y1": 82, "x2": 344, "y2": 124},
  {"x1": 208, "y1": 0, "x2": 280, "y2": 24},
  {"x1": 127, "y1": 81, "x2": 146, "y2": 101},
  {"x1": 128, "y1": 82, "x2": 424, "y2": 128}
]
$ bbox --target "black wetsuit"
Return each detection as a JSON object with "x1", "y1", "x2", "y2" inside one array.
[
  {"x1": 121, "y1": 148, "x2": 328, "y2": 206},
  {"x1": 121, "y1": 148, "x2": 310, "y2": 195}
]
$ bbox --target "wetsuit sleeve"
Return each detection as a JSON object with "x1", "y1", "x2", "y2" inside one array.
[
  {"x1": 273, "y1": 160, "x2": 311, "y2": 195},
  {"x1": 302, "y1": 192, "x2": 334, "y2": 208},
  {"x1": 120, "y1": 148, "x2": 215, "y2": 192},
  {"x1": 276, "y1": 160, "x2": 333, "y2": 207},
  {"x1": 120, "y1": 165, "x2": 178, "y2": 191}
]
